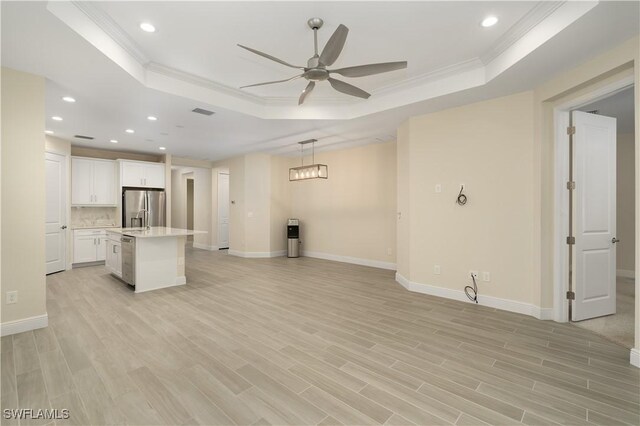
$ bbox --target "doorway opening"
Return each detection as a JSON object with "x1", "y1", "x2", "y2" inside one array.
[
  {"x1": 186, "y1": 178, "x2": 194, "y2": 247},
  {"x1": 554, "y1": 78, "x2": 636, "y2": 352},
  {"x1": 570, "y1": 87, "x2": 635, "y2": 348}
]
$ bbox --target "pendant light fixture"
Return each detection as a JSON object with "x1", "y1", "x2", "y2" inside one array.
[{"x1": 289, "y1": 139, "x2": 328, "y2": 181}]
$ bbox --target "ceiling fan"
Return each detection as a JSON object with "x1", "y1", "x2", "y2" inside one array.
[{"x1": 238, "y1": 18, "x2": 407, "y2": 105}]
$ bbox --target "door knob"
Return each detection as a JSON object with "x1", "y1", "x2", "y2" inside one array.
[
  {"x1": 61, "y1": 225, "x2": 67, "y2": 229},
  {"x1": 612, "y1": 237, "x2": 620, "y2": 244}
]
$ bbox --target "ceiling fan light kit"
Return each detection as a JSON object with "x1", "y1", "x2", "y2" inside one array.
[
  {"x1": 239, "y1": 18, "x2": 407, "y2": 105},
  {"x1": 289, "y1": 139, "x2": 328, "y2": 181}
]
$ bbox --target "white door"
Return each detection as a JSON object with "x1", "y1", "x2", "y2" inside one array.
[
  {"x1": 572, "y1": 111, "x2": 617, "y2": 321},
  {"x1": 45, "y1": 152, "x2": 67, "y2": 274},
  {"x1": 71, "y1": 158, "x2": 93, "y2": 205},
  {"x1": 218, "y1": 173, "x2": 230, "y2": 249},
  {"x1": 144, "y1": 164, "x2": 166, "y2": 188},
  {"x1": 92, "y1": 160, "x2": 116, "y2": 205}
]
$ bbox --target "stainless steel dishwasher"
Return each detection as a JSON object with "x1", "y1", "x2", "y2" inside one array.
[{"x1": 121, "y1": 236, "x2": 136, "y2": 286}]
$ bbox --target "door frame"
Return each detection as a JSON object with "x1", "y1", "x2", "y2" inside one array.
[
  {"x1": 217, "y1": 172, "x2": 230, "y2": 249},
  {"x1": 45, "y1": 150, "x2": 70, "y2": 272},
  {"x1": 553, "y1": 76, "x2": 634, "y2": 323}
]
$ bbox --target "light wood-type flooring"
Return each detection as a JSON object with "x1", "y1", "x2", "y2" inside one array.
[{"x1": 2, "y1": 248, "x2": 639, "y2": 425}]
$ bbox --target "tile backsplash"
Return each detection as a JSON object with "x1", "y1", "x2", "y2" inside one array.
[{"x1": 71, "y1": 207, "x2": 117, "y2": 227}]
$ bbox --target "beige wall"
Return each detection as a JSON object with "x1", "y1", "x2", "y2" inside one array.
[
  {"x1": 398, "y1": 92, "x2": 535, "y2": 303},
  {"x1": 244, "y1": 154, "x2": 272, "y2": 253},
  {"x1": 290, "y1": 141, "x2": 397, "y2": 267},
  {"x1": 270, "y1": 156, "x2": 292, "y2": 253},
  {"x1": 617, "y1": 132, "x2": 635, "y2": 274},
  {"x1": 1, "y1": 68, "x2": 47, "y2": 328},
  {"x1": 71, "y1": 146, "x2": 161, "y2": 162}
]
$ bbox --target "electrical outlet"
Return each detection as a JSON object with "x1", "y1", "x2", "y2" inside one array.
[
  {"x1": 435, "y1": 184, "x2": 442, "y2": 193},
  {"x1": 482, "y1": 271, "x2": 491, "y2": 282},
  {"x1": 6, "y1": 291, "x2": 17, "y2": 304},
  {"x1": 387, "y1": 248, "x2": 393, "y2": 256},
  {"x1": 469, "y1": 271, "x2": 479, "y2": 280},
  {"x1": 434, "y1": 265, "x2": 441, "y2": 275}
]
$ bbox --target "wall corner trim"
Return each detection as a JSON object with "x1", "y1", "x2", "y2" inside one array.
[
  {"x1": 1, "y1": 314, "x2": 49, "y2": 337},
  {"x1": 395, "y1": 273, "x2": 552, "y2": 320},
  {"x1": 631, "y1": 348, "x2": 640, "y2": 368},
  {"x1": 302, "y1": 251, "x2": 397, "y2": 271}
]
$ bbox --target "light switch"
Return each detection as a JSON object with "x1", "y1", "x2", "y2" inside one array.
[{"x1": 435, "y1": 184, "x2": 442, "y2": 193}]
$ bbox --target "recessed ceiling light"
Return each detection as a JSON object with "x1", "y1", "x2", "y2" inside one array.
[
  {"x1": 147, "y1": 116, "x2": 157, "y2": 121},
  {"x1": 110, "y1": 139, "x2": 118, "y2": 144},
  {"x1": 159, "y1": 147, "x2": 166, "y2": 151},
  {"x1": 125, "y1": 129, "x2": 135, "y2": 133},
  {"x1": 62, "y1": 96, "x2": 76, "y2": 103},
  {"x1": 140, "y1": 22, "x2": 156, "y2": 33},
  {"x1": 481, "y1": 16, "x2": 498, "y2": 27},
  {"x1": 51, "y1": 116, "x2": 63, "y2": 121},
  {"x1": 45, "y1": 130, "x2": 54, "y2": 135}
]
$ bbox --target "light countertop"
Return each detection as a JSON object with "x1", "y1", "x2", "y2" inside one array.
[{"x1": 106, "y1": 227, "x2": 206, "y2": 238}]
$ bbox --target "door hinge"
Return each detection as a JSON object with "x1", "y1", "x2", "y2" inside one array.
[
  {"x1": 566, "y1": 236, "x2": 575, "y2": 245},
  {"x1": 566, "y1": 291, "x2": 575, "y2": 300},
  {"x1": 567, "y1": 126, "x2": 576, "y2": 135},
  {"x1": 566, "y1": 181, "x2": 575, "y2": 190}
]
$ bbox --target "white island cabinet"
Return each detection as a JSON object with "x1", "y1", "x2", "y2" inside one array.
[{"x1": 106, "y1": 227, "x2": 204, "y2": 293}]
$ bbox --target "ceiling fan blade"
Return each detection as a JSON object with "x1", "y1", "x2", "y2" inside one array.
[
  {"x1": 298, "y1": 81, "x2": 316, "y2": 105},
  {"x1": 319, "y1": 24, "x2": 348, "y2": 66},
  {"x1": 327, "y1": 77, "x2": 370, "y2": 99},
  {"x1": 237, "y1": 44, "x2": 303, "y2": 69},
  {"x1": 240, "y1": 74, "x2": 304, "y2": 89},
  {"x1": 330, "y1": 61, "x2": 407, "y2": 78}
]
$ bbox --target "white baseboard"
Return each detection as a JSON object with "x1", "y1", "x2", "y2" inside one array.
[
  {"x1": 396, "y1": 273, "x2": 552, "y2": 320},
  {"x1": 617, "y1": 269, "x2": 635, "y2": 279},
  {"x1": 303, "y1": 251, "x2": 396, "y2": 271},
  {"x1": 228, "y1": 249, "x2": 286, "y2": 258},
  {"x1": 1, "y1": 314, "x2": 48, "y2": 336},
  {"x1": 631, "y1": 348, "x2": 640, "y2": 368},
  {"x1": 193, "y1": 243, "x2": 219, "y2": 251}
]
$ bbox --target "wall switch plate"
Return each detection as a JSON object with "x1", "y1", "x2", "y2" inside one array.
[
  {"x1": 434, "y1": 265, "x2": 441, "y2": 275},
  {"x1": 469, "y1": 271, "x2": 479, "y2": 280},
  {"x1": 482, "y1": 271, "x2": 490, "y2": 282},
  {"x1": 6, "y1": 291, "x2": 17, "y2": 304},
  {"x1": 435, "y1": 184, "x2": 442, "y2": 193},
  {"x1": 387, "y1": 248, "x2": 393, "y2": 256},
  {"x1": 247, "y1": 212, "x2": 254, "y2": 218}
]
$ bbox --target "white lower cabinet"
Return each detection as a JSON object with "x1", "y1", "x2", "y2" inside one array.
[
  {"x1": 73, "y1": 229, "x2": 108, "y2": 264},
  {"x1": 106, "y1": 234, "x2": 122, "y2": 277}
]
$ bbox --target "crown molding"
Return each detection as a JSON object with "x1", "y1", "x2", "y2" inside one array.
[
  {"x1": 145, "y1": 62, "x2": 264, "y2": 105},
  {"x1": 71, "y1": 1, "x2": 149, "y2": 65},
  {"x1": 481, "y1": 1, "x2": 566, "y2": 65}
]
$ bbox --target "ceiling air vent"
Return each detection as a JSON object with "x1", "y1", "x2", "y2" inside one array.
[
  {"x1": 192, "y1": 107, "x2": 215, "y2": 116},
  {"x1": 74, "y1": 135, "x2": 94, "y2": 140}
]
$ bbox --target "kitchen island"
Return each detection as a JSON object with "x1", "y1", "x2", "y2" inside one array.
[{"x1": 106, "y1": 227, "x2": 205, "y2": 293}]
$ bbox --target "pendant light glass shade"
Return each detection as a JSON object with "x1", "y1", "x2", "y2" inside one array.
[
  {"x1": 289, "y1": 164, "x2": 328, "y2": 181},
  {"x1": 289, "y1": 139, "x2": 328, "y2": 181}
]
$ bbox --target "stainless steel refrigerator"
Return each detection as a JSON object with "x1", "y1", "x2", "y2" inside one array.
[{"x1": 122, "y1": 188, "x2": 166, "y2": 228}]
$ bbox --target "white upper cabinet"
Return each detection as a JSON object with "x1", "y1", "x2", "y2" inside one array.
[
  {"x1": 120, "y1": 161, "x2": 165, "y2": 188},
  {"x1": 71, "y1": 157, "x2": 116, "y2": 206}
]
